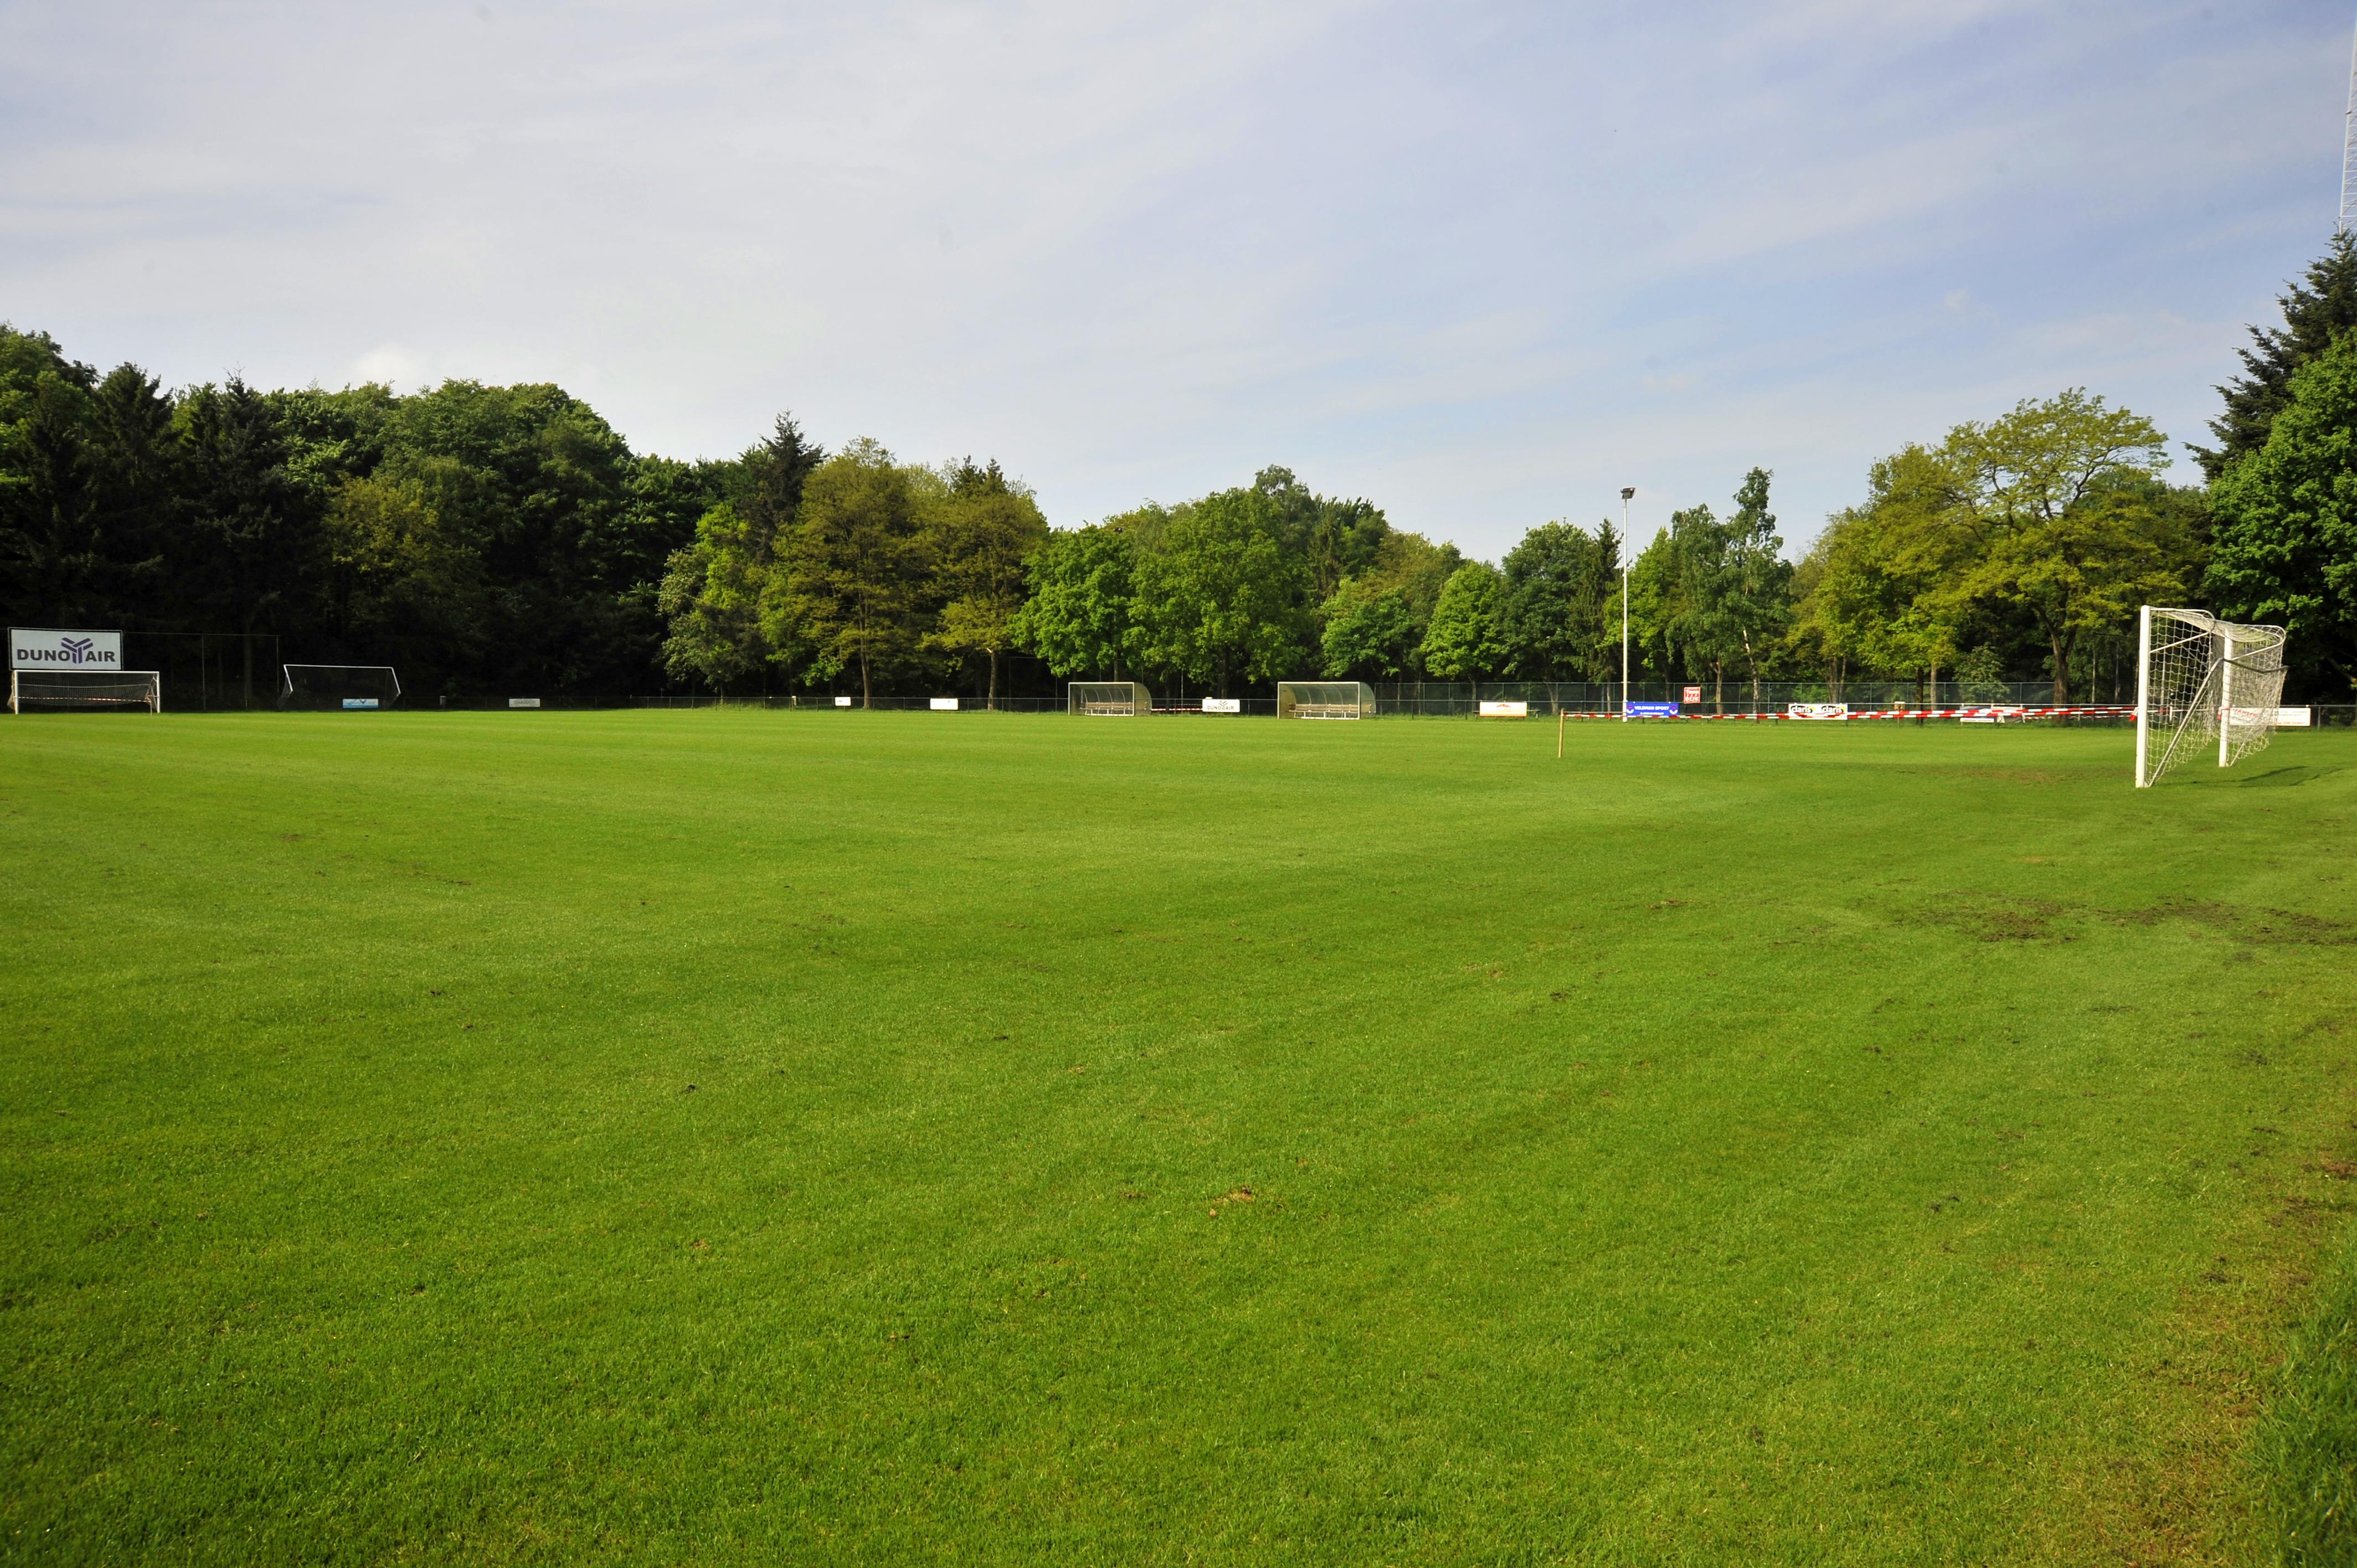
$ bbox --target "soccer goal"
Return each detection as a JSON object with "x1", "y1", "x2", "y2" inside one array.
[
  {"x1": 2134, "y1": 606, "x2": 2289, "y2": 788},
  {"x1": 1069, "y1": 681, "x2": 1152, "y2": 716},
  {"x1": 280, "y1": 664, "x2": 402, "y2": 711},
  {"x1": 9, "y1": 669, "x2": 161, "y2": 714},
  {"x1": 1277, "y1": 681, "x2": 1375, "y2": 720}
]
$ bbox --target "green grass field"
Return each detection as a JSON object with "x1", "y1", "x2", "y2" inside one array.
[{"x1": 4, "y1": 711, "x2": 2355, "y2": 1565}]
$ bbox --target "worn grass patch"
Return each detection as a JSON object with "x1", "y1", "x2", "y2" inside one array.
[{"x1": 2, "y1": 713, "x2": 2355, "y2": 1565}]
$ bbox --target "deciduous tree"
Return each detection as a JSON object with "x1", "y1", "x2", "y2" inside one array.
[
  {"x1": 777, "y1": 439, "x2": 925, "y2": 706},
  {"x1": 1419, "y1": 561, "x2": 1509, "y2": 680},
  {"x1": 923, "y1": 458, "x2": 1048, "y2": 706},
  {"x1": 1013, "y1": 524, "x2": 1140, "y2": 679},
  {"x1": 1130, "y1": 487, "x2": 1309, "y2": 692}
]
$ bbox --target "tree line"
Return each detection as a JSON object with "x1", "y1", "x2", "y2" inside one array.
[{"x1": 6, "y1": 238, "x2": 2354, "y2": 703}]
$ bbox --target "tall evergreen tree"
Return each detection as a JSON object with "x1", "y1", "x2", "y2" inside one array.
[
  {"x1": 2196, "y1": 232, "x2": 2357, "y2": 480},
  {"x1": 2209, "y1": 331, "x2": 2357, "y2": 696}
]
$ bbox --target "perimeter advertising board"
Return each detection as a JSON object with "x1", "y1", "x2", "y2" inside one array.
[
  {"x1": 1788, "y1": 703, "x2": 1849, "y2": 720},
  {"x1": 1624, "y1": 702, "x2": 1681, "y2": 718},
  {"x1": 10, "y1": 628, "x2": 121, "y2": 670},
  {"x1": 1478, "y1": 700, "x2": 1528, "y2": 718},
  {"x1": 1201, "y1": 698, "x2": 1241, "y2": 714}
]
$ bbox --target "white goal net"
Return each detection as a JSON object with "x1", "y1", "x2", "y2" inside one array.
[
  {"x1": 1277, "y1": 681, "x2": 1375, "y2": 720},
  {"x1": 2134, "y1": 605, "x2": 2289, "y2": 788},
  {"x1": 280, "y1": 664, "x2": 402, "y2": 710},
  {"x1": 1069, "y1": 680, "x2": 1152, "y2": 716},
  {"x1": 9, "y1": 669, "x2": 161, "y2": 713}
]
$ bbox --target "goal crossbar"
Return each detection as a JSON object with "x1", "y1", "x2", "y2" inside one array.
[{"x1": 280, "y1": 664, "x2": 403, "y2": 709}]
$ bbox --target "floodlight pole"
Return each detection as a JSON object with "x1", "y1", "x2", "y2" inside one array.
[
  {"x1": 1619, "y1": 487, "x2": 1634, "y2": 723},
  {"x1": 2342, "y1": 0, "x2": 2357, "y2": 233}
]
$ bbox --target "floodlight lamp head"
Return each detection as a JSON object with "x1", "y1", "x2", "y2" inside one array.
[{"x1": 1620, "y1": 486, "x2": 1635, "y2": 501}]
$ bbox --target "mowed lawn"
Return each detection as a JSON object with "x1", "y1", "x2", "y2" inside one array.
[{"x1": 3, "y1": 711, "x2": 2354, "y2": 1566}]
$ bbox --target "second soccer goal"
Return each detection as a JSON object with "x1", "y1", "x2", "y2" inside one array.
[
  {"x1": 2134, "y1": 605, "x2": 2289, "y2": 787},
  {"x1": 9, "y1": 669, "x2": 162, "y2": 714},
  {"x1": 280, "y1": 664, "x2": 403, "y2": 711}
]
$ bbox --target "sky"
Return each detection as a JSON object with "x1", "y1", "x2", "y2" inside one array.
[{"x1": 2, "y1": 1, "x2": 2350, "y2": 560}]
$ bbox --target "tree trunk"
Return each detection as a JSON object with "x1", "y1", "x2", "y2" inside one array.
[
  {"x1": 987, "y1": 648, "x2": 999, "y2": 710},
  {"x1": 860, "y1": 649, "x2": 871, "y2": 708},
  {"x1": 2048, "y1": 630, "x2": 2069, "y2": 703},
  {"x1": 1713, "y1": 662, "x2": 1723, "y2": 714}
]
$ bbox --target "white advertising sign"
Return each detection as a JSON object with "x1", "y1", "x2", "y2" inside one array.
[
  {"x1": 10, "y1": 627, "x2": 121, "y2": 671},
  {"x1": 835, "y1": 695, "x2": 853, "y2": 707},
  {"x1": 1201, "y1": 697, "x2": 1241, "y2": 714},
  {"x1": 930, "y1": 697, "x2": 960, "y2": 711},
  {"x1": 1478, "y1": 700, "x2": 1529, "y2": 718},
  {"x1": 1682, "y1": 686, "x2": 1702, "y2": 704},
  {"x1": 1788, "y1": 703, "x2": 1849, "y2": 721},
  {"x1": 2230, "y1": 706, "x2": 2312, "y2": 727},
  {"x1": 2277, "y1": 706, "x2": 2314, "y2": 727},
  {"x1": 508, "y1": 697, "x2": 541, "y2": 709}
]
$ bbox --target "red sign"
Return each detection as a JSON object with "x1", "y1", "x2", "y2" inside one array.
[{"x1": 1681, "y1": 686, "x2": 1702, "y2": 704}]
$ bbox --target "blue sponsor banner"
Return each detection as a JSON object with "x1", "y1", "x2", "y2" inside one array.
[
  {"x1": 342, "y1": 698, "x2": 380, "y2": 710},
  {"x1": 1623, "y1": 701, "x2": 1681, "y2": 718}
]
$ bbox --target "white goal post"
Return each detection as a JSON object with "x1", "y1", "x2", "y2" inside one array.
[
  {"x1": 1069, "y1": 680, "x2": 1152, "y2": 716},
  {"x1": 2134, "y1": 605, "x2": 2289, "y2": 788},
  {"x1": 1277, "y1": 681, "x2": 1375, "y2": 720},
  {"x1": 280, "y1": 664, "x2": 402, "y2": 710},
  {"x1": 9, "y1": 669, "x2": 161, "y2": 714}
]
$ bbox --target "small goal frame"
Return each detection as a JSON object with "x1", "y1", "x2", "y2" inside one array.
[
  {"x1": 280, "y1": 664, "x2": 403, "y2": 710},
  {"x1": 2133, "y1": 605, "x2": 2289, "y2": 788},
  {"x1": 1277, "y1": 680, "x2": 1375, "y2": 720},
  {"x1": 1069, "y1": 680, "x2": 1153, "y2": 716},
  {"x1": 9, "y1": 669, "x2": 162, "y2": 714}
]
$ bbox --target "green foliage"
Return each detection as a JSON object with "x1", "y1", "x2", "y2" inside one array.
[
  {"x1": 1791, "y1": 396, "x2": 2189, "y2": 699},
  {"x1": 2209, "y1": 332, "x2": 2357, "y2": 696},
  {"x1": 658, "y1": 503, "x2": 771, "y2": 691},
  {"x1": 656, "y1": 416, "x2": 824, "y2": 694},
  {"x1": 1794, "y1": 447, "x2": 1968, "y2": 683},
  {"x1": 1012, "y1": 524, "x2": 1139, "y2": 678},
  {"x1": 1253, "y1": 465, "x2": 1391, "y2": 602},
  {"x1": 320, "y1": 474, "x2": 484, "y2": 677},
  {"x1": 922, "y1": 458, "x2": 1050, "y2": 706},
  {"x1": 778, "y1": 439, "x2": 927, "y2": 704},
  {"x1": 1318, "y1": 579, "x2": 1420, "y2": 678},
  {"x1": 1419, "y1": 560, "x2": 1509, "y2": 679},
  {"x1": 29, "y1": 307, "x2": 2357, "y2": 705},
  {"x1": 1498, "y1": 522, "x2": 1614, "y2": 680},
  {"x1": 1632, "y1": 474, "x2": 1795, "y2": 700},
  {"x1": 1130, "y1": 487, "x2": 1310, "y2": 690}
]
